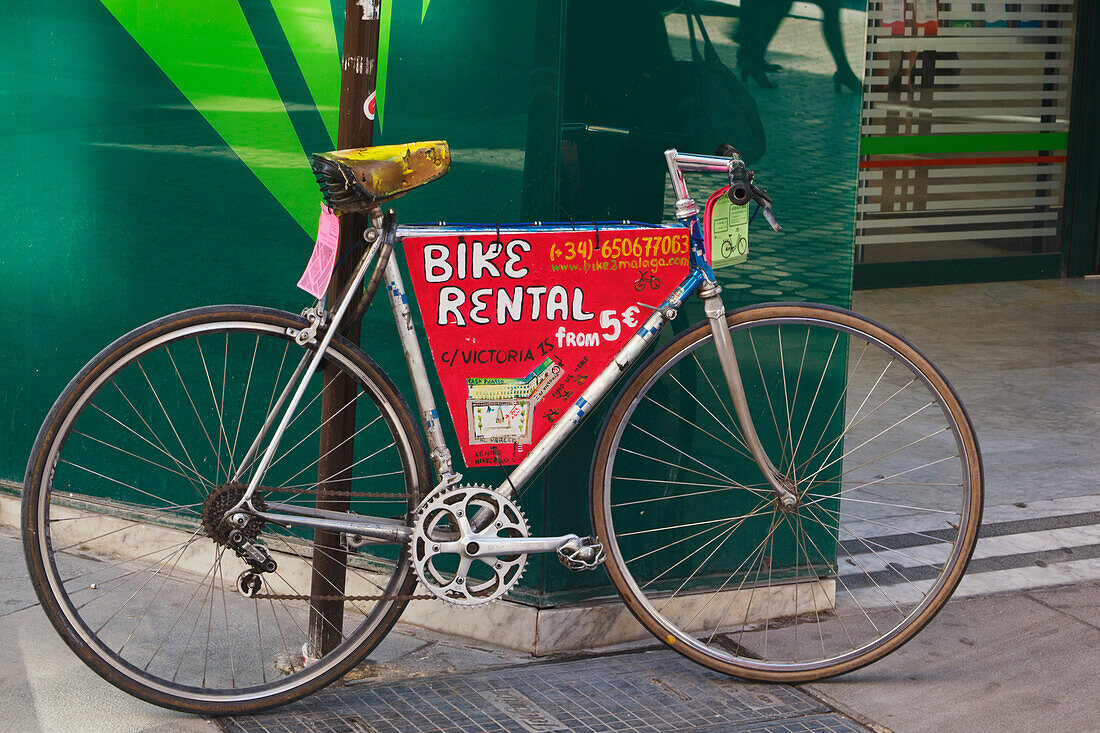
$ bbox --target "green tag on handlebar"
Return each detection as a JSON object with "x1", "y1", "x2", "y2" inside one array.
[{"x1": 704, "y1": 186, "x2": 749, "y2": 269}]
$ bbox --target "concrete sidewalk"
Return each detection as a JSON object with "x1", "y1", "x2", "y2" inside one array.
[
  {"x1": 2, "y1": 278, "x2": 1098, "y2": 732},
  {"x1": 0, "y1": 523, "x2": 216, "y2": 733},
  {"x1": 4, "y1": 514, "x2": 1099, "y2": 732}
]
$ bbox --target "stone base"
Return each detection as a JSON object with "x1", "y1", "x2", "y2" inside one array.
[
  {"x1": 399, "y1": 577, "x2": 834, "y2": 655},
  {"x1": 0, "y1": 489, "x2": 18, "y2": 528}
]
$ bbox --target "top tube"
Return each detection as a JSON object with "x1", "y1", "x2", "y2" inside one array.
[{"x1": 397, "y1": 221, "x2": 682, "y2": 234}]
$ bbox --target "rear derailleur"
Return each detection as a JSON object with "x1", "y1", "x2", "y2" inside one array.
[{"x1": 229, "y1": 528, "x2": 278, "y2": 598}]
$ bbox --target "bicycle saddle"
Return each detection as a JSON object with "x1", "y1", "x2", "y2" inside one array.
[{"x1": 312, "y1": 141, "x2": 451, "y2": 213}]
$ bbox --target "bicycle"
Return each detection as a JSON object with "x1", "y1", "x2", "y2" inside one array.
[
  {"x1": 721, "y1": 233, "x2": 747, "y2": 260},
  {"x1": 22, "y1": 141, "x2": 983, "y2": 715},
  {"x1": 634, "y1": 270, "x2": 662, "y2": 291}
]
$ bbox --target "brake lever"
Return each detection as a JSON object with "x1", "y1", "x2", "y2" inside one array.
[{"x1": 750, "y1": 184, "x2": 782, "y2": 232}]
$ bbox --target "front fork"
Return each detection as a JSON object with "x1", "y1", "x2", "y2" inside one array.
[{"x1": 699, "y1": 282, "x2": 799, "y2": 510}]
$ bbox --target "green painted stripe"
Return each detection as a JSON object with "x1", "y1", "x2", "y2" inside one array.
[
  {"x1": 376, "y1": 0, "x2": 393, "y2": 131},
  {"x1": 100, "y1": 0, "x2": 318, "y2": 234},
  {"x1": 270, "y1": 0, "x2": 341, "y2": 148},
  {"x1": 860, "y1": 132, "x2": 1069, "y2": 156}
]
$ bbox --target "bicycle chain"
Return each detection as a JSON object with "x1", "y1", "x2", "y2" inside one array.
[
  {"x1": 260, "y1": 487, "x2": 411, "y2": 499},
  {"x1": 248, "y1": 487, "x2": 424, "y2": 601},
  {"x1": 252, "y1": 592, "x2": 436, "y2": 601}
]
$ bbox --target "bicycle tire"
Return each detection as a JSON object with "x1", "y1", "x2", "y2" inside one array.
[
  {"x1": 591, "y1": 302, "x2": 983, "y2": 681},
  {"x1": 23, "y1": 305, "x2": 431, "y2": 714}
]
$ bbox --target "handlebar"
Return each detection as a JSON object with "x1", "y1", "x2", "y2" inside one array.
[{"x1": 664, "y1": 145, "x2": 780, "y2": 231}]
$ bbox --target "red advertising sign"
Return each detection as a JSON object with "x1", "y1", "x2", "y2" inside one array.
[{"x1": 401, "y1": 224, "x2": 690, "y2": 467}]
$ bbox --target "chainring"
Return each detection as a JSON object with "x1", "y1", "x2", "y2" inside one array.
[{"x1": 410, "y1": 484, "x2": 528, "y2": 606}]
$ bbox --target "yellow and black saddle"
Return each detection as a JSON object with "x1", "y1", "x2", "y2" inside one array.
[{"x1": 311, "y1": 141, "x2": 450, "y2": 214}]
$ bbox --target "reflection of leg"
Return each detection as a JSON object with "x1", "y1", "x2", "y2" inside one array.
[
  {"x1": 819, "y1": 0, "x2": 860, "y2": 92},
  {"x1": 736, "y1": 0, "x2": 790, "y2": 87},
  {"x1": 735, "y1": 0, "x2": 766, "y2": 69},
  {"x1": 757, "y1": 4, "x2": 788, "y2": 73}
]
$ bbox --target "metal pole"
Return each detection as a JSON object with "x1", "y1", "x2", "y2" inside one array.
[{"x1": 307, "y1": 0, "x2": 381, "y2": 659}]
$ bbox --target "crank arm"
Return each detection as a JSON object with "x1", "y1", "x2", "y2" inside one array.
[
  {"x1": 254, "y1": 504, "x2": 411, "y2": 544},
  {"x1": 432, "y1": 533, "x2": 582, "y2": 559}
]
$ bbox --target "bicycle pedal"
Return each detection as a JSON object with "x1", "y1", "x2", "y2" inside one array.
[{"x1": 557, "y1": 536, "x2": 606, "y2": 571}]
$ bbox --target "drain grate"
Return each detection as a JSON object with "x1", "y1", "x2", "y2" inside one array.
[{"x1": 221, "y1": 651, "x2": 869, "y2": 733}]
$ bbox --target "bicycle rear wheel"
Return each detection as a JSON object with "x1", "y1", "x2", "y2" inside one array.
[
  {"x1": 23, "y1": 306, "x2": 430, "y2": 713},
  {"x1": 591, "y1": 302, "x2": 983, "y2": 681}
]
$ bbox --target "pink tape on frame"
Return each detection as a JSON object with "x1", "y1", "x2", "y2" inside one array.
[{"x1": 298, "y1": 204, "x2": 341, "y2": 299}]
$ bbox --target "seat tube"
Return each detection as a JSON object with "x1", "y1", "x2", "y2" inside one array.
[
  {"x1": 699, "y1": 283, "x2": 798, "y2": 508},
  {"x1": 382, "y1": 253, "x2": 457, "y2": 482}
]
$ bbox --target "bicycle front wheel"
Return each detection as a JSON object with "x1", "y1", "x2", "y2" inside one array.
[
  {"x1": 23, "y1": 306, "x2": 431, "y2": 713},
  {"x1": 592, "y1": 303, "x2": 983, "y2": 681}
]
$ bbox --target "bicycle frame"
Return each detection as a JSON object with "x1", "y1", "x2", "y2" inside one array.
[{"x1": 228, "y1": 149, "x2": 795, "y2": 543}]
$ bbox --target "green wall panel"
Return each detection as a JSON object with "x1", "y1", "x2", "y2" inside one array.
[{"x1": 2, "y1": 0, "x2": 863, "y2": 606}]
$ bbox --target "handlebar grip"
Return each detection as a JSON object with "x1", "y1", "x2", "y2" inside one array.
[{"x1": 728, "y1": 162, "x2": 751, "y2": 206}]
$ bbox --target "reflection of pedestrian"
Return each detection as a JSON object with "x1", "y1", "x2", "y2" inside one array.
[
  {"x1": 734, "y1": 0, "x2": 861, "y2": 92},
  {"x1": 820, "y1": 0, "x2": 861, "y2": 92},
  {"x1": 735, "y1": 0, "x2": 791, "y2": 88}
]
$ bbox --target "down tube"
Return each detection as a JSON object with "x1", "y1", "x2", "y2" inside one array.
[{"x1": 500, "y1": 270, "x2": 706, "y2": 496}]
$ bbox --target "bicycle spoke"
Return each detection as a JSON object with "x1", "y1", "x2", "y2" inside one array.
[
  {"x1": 616, "y1": 447, "x2": 737, "y2": 487},
  {"x1": 51, "y1": 505, "x2": 195, "y2": 555},
  {"x1": 747, "y1": 330, "x2": 789, "y2": 463},
  {"x1": 816, "y1": 428, "x2": 952, "y2": 488},
  {"x1": 643, "y1": 520, "x2": 740, "y2": 593},
  {"x1": 691, "y1": 351, "x2": 751, "y2": 450},
  {"x1": 72, "y1": 429, "x2": 212, "y2": 489},
  {"x1": 230, "y1": 334, "x2": 261, "y2": 470},
  {"x1": 679, "y1": 500, "x2": 780, "y2": 635},
  {"x1": 800, "y1": 401, "x2": 938, "y2": 491},
  {"x1": 111, "y1": 383, "x2": 208, "y2": 500},
  {"x1": 611, "y1": 479, "x2": 770, "y2": 508},
  {"x1": 93, "y1": 529, "x2": 203, "y2": 635},
  {"x1": 627, "y1": 424, "x2": 741, "y2": 486},
  {"x1": 776, "y1": 324, "x2": 797, "y2": 476},
  {"x1": 218, "y1": 551, "x2": 236, "y2": 688},
  {"x1": 643, "y1": 392, "x2": 754, "y2": 463},
  {"x1": 263, "y1": 391, "x2": 373, "y2": 482},
  {"x1": 194, "y1": 338, "x2": 234, "y2": 486},
  {"x1": 117, "y1": 529, "x2": 204, "y2": 655},
  {"x1": 277, "y1": 415, "x2": 386, "y2": 491},
  {"x1": 87, "y1": 403, "x2": 214, "y2": 490},
  {"x1": 789, "y1": 330, "x2": 840, "y2": 477},
  {"x1": 165, "y1": 345, "x2": 224, "y2": 484},
  {"x1": 793, "y1": 371, "x2": 921, "y2": 480},
  {"x1": 660, "y1": 493, "x2": 774, "y2": 615},
  {"x1": 234, "y1": 362, "x2": 346, "y2": 482},
  {"x1": 616, "y1": 506, "x2": 774, "y2": 538},
  {"x1": 665, "y1": 369, "x2": 752, "y2": 457},
  {"x1": 137, "y1": 360, "x2": 213, "y2": 491}
]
